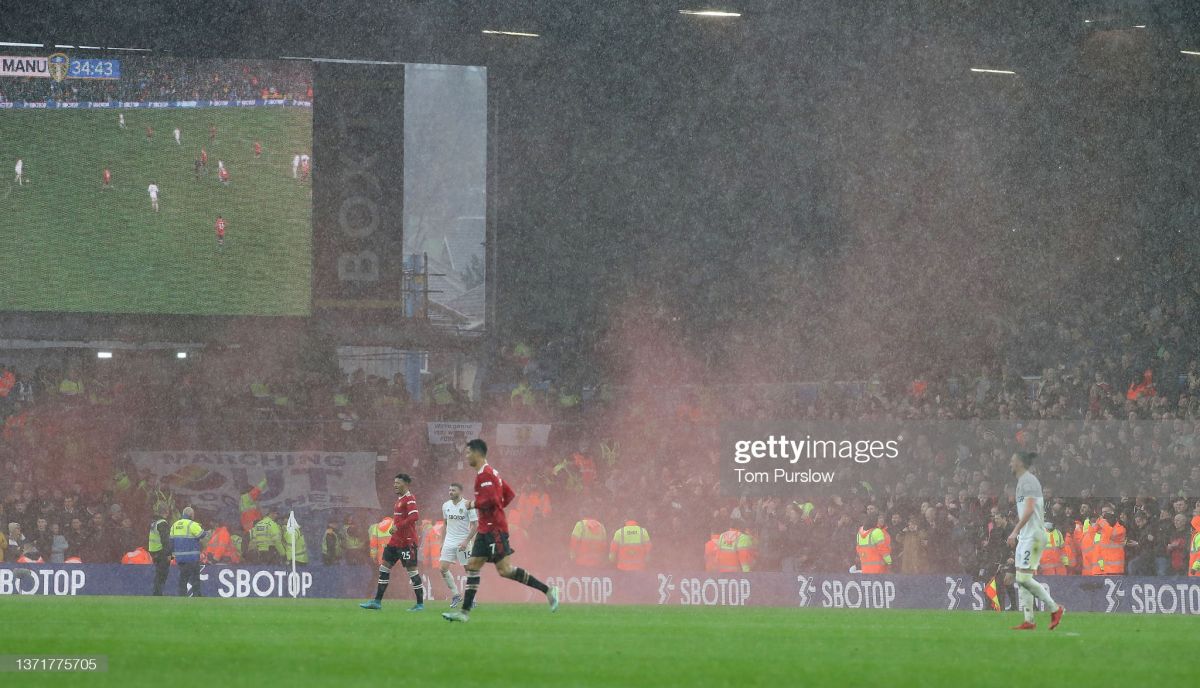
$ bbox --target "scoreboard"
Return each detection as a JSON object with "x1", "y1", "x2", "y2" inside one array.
[
  {"x1": 66, "y1": 57, "x2": 121, "y2": 80},
  {"x1": 0, "y1": 53, "x2": 120, "y2": 80}
]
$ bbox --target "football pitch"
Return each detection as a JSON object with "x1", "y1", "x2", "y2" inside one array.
[
  {"x1": 2, "y1": 597, "x2": 1196, "y2": 687},
  {"x1": 0, "y1": 107, "x2": 312, "y2": 316}
]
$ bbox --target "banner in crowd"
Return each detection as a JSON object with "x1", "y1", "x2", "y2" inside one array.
[
  {"x1": 495, "y1": 423, "x2": 552, "y2": 447},
  {"x1": 0, "y1": 99, "x2": 312, "y2": 109},
  {"x1": 426, "y1": 421, "x2": 483, "y2": 445},
  {"x1": 4, "y1": 564, "x2": 1198, "y2": 615},
  {"x1": 127, "y1": 451, "x2": 381, "y2": 514}
]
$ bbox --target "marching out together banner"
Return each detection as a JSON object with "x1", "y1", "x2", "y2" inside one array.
[
  {"x1": 3, "y1": 563, "x2": 1199, "y2": 615},
  {"x1": 127, "y1": 451, "x2": 381, "y2": 514}
]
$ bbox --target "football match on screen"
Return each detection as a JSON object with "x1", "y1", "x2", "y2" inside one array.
[{"x1": 0, "y1": 2, "x2": 1198, "y2": 687}]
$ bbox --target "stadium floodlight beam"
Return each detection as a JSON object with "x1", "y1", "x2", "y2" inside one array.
[
  {"x1": 77, "y1": 45, "x2": 103, "y2": 50},
  {"x1": 176, "y1": 351, "x2": 188, "y2": 360},
  {"x1": 106, "y1": 47, "x2": 151, "y2": 52},
  {"x1": 97, "y1": 351, "x2": 113, "y2": 359},
  {"x1": 0, "y1": 41, "x2": 44, "y2": 47},
  {"x1": 1182, "y1": 50, "x2": 1200, "y2": 56},
  {"x1": 679, "y1": 9, "x2": 742, "y2": 17},
  {"x1": 1134, "y1": 25, "x2": 1146, "y2": 28},
  {"x1": 970, "y1": 67, "x2": 1018, "y2": 75},
  {"x1": 481, "y1": 30, "x2": 540, "y2": 37},
  {"x1": 54, "y1": 44, "x2": 74, "y2": 49}
]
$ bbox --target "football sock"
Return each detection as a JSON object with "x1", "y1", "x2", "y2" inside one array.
[
  {"x1": 1018, "y1": 586, "x2": 1035, "y2": 623},
  {"x1": 374, "y1": 565, "x2": 390, "y2": 602},
  {"x1": 1016, "y1": 572, "x2": 1059, "y2": 613},
  {"x1": 442, "y1": 569, "x2": 459, "y2": 596},
  {"x1": 512, "y1": 567, "x2": 549, "y2": 593},
  {"x1": 462, "y1": 572, "x2": 480, "y2": 612},
  {"x1": 409, "y1": 572, "x2": 424, "y2": 604}
]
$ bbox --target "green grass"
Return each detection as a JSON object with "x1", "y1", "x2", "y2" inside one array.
[
  {"x1": 0, "y1": 107, "x2": 312, "y2": 315},
  {"x1": 0, "y1": 596, "x2": 1196, "y2": 687}
]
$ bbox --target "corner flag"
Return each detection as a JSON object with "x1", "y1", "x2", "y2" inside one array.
[{"x1": 286, "y1": 510, "x2": 300, "y2": 598}]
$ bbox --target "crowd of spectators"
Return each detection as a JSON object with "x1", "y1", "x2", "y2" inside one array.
[
  {"x1": 1, "y1": 271, "x2": 1199, "y2": 573},
  {"x1": 0, "y1": 56, "x2": 311, "y2": 104}
]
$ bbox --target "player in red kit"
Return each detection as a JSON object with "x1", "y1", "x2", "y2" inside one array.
[
  {"x1": 102, "y1": 168, "x2": 111, "y2": 188},
  {"x1": 209, "y1": 123, "x2": 217, "y2": 143},
  {"x1": 443, "y1": 439, "x2": 558, "y2": 622},
  {"x1": 200, "y1": 148, "x2": 208, "y2": 170},
  {"x1": 215, "y1": 216, "x2": 226, "y2": 249},
  {"x1": 146, "y1": 125, "x2": 153, "y2": 143},
  {"x1": 361, "y1": 473, "x2": 425, "y2": 611},
  {"x1": 253, "y1": 141, "x2": 262, "y2": 158}
]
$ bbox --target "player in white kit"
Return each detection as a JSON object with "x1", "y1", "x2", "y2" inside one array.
[
  {"x1": 147, "y1": 182, "x2": 160, "y2": 212},
  {"x1": 292, "y1": 153, "x2": 300, "y2": 178},
  {"x1": 14, "y1": 158, "x2": 23, "y2": 186},
  {"x1": 1007, "y1": 451, "x2": 1065, "y2": 630},
  {"x1": 174, "y1": 127, "x2": 181, "y2": 145},
  {"x1": 440, "y1": 482, "x2": 478, "y2": 608},
  {"x1": 118, "y1": 112, "x2": 126, "y2": 129}
]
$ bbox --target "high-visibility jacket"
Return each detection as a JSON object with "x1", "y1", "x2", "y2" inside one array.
[
  {"x1": 1079, "y1": 520, "x2": 1101, "y2": 576},
  {"x1": 122, "y1": 547, "x2": 152, "y2": 564},
  {"x1": 704, "y1": 534, "x2": 721, "y2": 572},
  {"x1": 1095, "y1": 521, "x2": 1126, "y2": 575},
  {"x1": 520, "y1": 491, "x2": 552, "y2": 519},
  {"x1": 1040, "y1": 528, "x2": 1067, "y2": 575},
  {"x1": 282, "y1": 527, "x2": 308, "y2": 564},
  {"x1": 148, "y1": 518, "x2": 169, "y2": 553},
  {"x1": 240, "y1": 479, "x2": 268, "y2": 531},
  {"x1": 1062, "y1": 529, "x2": 1078, "y2": 572},
  {"x1": 1190, "y1": 532, "x2": 1200, "y2": 577},
  {"x1": 856, "y1": 526, "x2": 892, "y2": 574},
  {"x1": 569, "y1": 519, "x2": 607, "y2": 567},
  {"x1": 715, "y1": 529, "x2": 756, "y2": 573},
  {"x1": 203, "y1": 526, "x2": 241, "y2": 564},
  {"x1": 249, "y1": 517, "x2": 284, "y2": 556},
  {"x1": 170, "y1": 518, "x2": 205, "y2": 564},
  {"x1": 368, "y1": 517, "x2": 393, "y2": 565},
  {"x1": 421, "y1": 521, "x2": 443, "y2": 569},
  {"x1": 609, "y1": 521, "x2": 651, "y2": 571}
]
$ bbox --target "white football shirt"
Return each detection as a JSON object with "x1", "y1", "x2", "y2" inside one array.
[
  {"x1": 442, "y1": 498, "x2": 476, "y2": 543},
  {"x1": 1015, "y1": 471, "x2": 1044, "y2": 539}
]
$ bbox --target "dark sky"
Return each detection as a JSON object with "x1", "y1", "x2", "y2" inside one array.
[{"x1": 9, "y1": 0, "x2": 1200, "y2": 374}]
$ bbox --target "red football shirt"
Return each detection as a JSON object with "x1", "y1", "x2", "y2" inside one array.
[
  {"x1": 388, "y1": 492, "x2": 419, "y2": 547},
  {"x1": 103, "y1": 169, "x2": 111, "y2": 183},
  {"x1": 215, "y1": 218, "x2": 226, "y2": 236},
  {"x1": 473, "y1": 463, "x2": 515, "y2": 534}
]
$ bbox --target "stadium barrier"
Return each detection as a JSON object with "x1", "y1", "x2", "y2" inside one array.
[
  {"x1": 0, "y1": 98, "x2": 312, "y2": 109},
  {"x1": 2, "y1": 564, "x2": 1198, "y2": 614}
]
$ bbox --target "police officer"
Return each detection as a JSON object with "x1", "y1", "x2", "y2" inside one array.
[
  {"x1": 248, "y1": 508, "x2": 285, "y2": 565},
  {"x1": 148, "y1": 505, "x2": 173, "y2": 595},
  {"x1": 170, "y1": 507, "x2": 208, "y2": 597}
]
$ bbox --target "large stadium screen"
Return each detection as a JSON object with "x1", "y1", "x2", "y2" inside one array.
[{"x1": 0, "y1": 54, "x2": 312, "y2": 316}]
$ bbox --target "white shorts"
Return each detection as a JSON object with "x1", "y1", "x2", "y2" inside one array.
[
  {"x1": 439, "y1": 541, "x2": 469, "y2": 565},
  {"x1": 1014, "y1": 532, "x2": 1046, "y2": 572}
]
